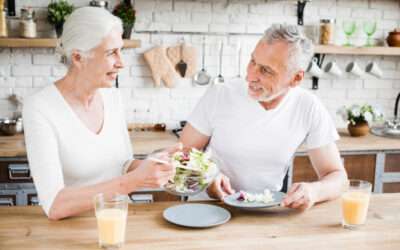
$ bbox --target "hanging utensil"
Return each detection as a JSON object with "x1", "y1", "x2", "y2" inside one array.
[
  {"x1": 176, "y1": 40, "x2": 187, "y2": 77},
  {"x1": 193, "y1": 36, "x2": 211, "y2": 85},
  {"x1": 236, "y1": 41, "x2": 242, "y2": 78},
  {"x1": 213, "y1": 41, "x2": 224, "y2": 85}
]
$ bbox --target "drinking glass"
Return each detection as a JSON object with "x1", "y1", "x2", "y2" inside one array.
[
  {"x1": 363, "y1": 21, "x2": 377, "y2": 47},
  {"x1": 341, "y1": 179, "x2": 372, "y2": 229},
  {"x1": 342, "y1": 20, "x2": 356, "y2": 47},
  {"x1": 94, "y1": 193, "x2": 128, "y2": 249}
]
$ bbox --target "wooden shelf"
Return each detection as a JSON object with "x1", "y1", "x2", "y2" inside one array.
[
  {"x1": 315, "y1": 45, "x2": 400, "y2": 56},
  {"x1": 0, "y1": 38, "x2": 141, "y2": 48}
]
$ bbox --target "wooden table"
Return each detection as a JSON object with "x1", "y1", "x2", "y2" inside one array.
[{"x1": 0, "y1": 193, "x2": 399, "y2": 250}]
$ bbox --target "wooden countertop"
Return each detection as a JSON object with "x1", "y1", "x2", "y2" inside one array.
[
  {"x1": 1, "y1": 128, "x2": 400, "y2": 158},
  {"x1": 0, "y1": 193, "x2": 399, "y2": 250}
]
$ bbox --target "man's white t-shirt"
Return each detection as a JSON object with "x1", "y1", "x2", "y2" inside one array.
[
  {"x1": 23, "y1": 84, "x2": 133, "y2": 215},
  {"x1": 188, "y1": 79, "x2": 339, "y2": 193}
]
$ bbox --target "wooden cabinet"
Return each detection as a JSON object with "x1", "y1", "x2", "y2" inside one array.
[
  {"x1": 292, "y1": 152, "x2": 400, "y2": 193},
  {"x1": 293, "y1": 155, "x2": 375, "y2": 184}
]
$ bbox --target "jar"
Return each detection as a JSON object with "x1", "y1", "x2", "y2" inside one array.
[
  {"x1": 386, "y1": 28, "x2": 400, "y2": 47},
  {"x1": 19, "y1": 7, "x2": 36, "y2": 38},
  {"x1": 319, "y1": 19, "x2": 334, "y2": 45}
]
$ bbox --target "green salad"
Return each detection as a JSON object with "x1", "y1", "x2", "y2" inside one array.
[{"x1": 166, "y1": 148, "x2": 218, "y2": 194}]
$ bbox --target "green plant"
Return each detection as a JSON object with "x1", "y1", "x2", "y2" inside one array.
[
  {"x1": 337, "y1": 104, "x2": 383, "y2": 125},
  {"x1": 47, "y1": 0, "x2": 74, "y2": 25},
  {"x1": 112, "y1": 0, "x2": 136, "y2": 27}
]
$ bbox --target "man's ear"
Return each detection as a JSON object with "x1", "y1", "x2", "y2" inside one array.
[
  {"x1": 70, "y1": 50, "x2": 83, "y2": 69},
  {"x1": 289, "y1": 70, "x2": 304, "y2": 87}
]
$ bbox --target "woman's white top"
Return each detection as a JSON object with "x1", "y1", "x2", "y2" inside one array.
[
  {"x1": 23, "y1": 84, "x2": 133, "y2": 215},
  {"x1": 188, "y1": 79, "x2": 339, "y2": 193}
]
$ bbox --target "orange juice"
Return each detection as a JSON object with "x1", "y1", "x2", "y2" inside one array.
[
  {"x1": 96, "y1": 208, "x2": 127, "y2": 246},
  {"x1": 342, "y1": 191, "x2": 370, "y2": 225}
]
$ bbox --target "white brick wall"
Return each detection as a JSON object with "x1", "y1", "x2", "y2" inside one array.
[{"x1": 0, "y1": 0, "x2": 400, "y2": 128}]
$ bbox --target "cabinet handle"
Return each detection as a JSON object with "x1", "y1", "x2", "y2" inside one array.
[
  {"x1": 8, "y1": 164, "x2": 31, "y2": 180},
  {"x1": 0, "y1": 197, "x2": 14, "y2": 206},
  {"x1": 130, "y1": 194, "x2": 153, "y2": 203}
]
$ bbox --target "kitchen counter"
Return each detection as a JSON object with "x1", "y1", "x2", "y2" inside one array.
[
  {"x1": 0, "y1": 193, "x2": 398, "y2": 250},
  {"x1": 1, "y1": 128, "x2": 399, "y2": 158}
]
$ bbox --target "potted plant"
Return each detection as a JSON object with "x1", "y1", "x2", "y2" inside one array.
[
  {"x1": 337, "y1": 104, "x2": 383, "y2": 137},
  {"x1": 47, "y1": 0, "x2": 74, "y2": 37},
  {"x1": 112, "y1": 0, "x2": 136, "y2": 39}
]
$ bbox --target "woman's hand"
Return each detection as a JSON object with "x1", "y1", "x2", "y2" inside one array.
[
  {"x1": 207, "y1": 173, "x2": 235, "y2": 200},
  {"x1": 281, "y1": 182, "x2": 319, "y2": 210},
  {"x1": 129, "y1": 159, "x2": 175, "y2": 189}
]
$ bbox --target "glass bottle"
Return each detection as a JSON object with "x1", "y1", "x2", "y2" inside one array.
[{"x1": 320, "y1": 19, "x2": 335, "y2": 45}]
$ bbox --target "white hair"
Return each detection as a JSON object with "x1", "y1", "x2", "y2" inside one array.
[
  {"x1": 261, "y1": 24, "x2": 314, "y2": 74},
  {"x1": 57, "y1": 7, "x2": 122, "y2": 64}
]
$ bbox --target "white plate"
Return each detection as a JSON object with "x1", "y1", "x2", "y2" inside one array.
[
  {"x1": 223, "y1": 191, "x2": 285, "y2": 209},
  {"x1": 163, "y1": 204, "x2": 231, "y2": 228}
]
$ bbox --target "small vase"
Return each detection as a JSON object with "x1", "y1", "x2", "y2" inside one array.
[
  {"x1": 55, "y1": 23, "x2": 63, "y2": 38},
  {"x1": 348, "y1": 121, "x2": 370, "y2": 137},
  {"x1": 122, "y1": 23, "x2": 133, "y2": 39}
]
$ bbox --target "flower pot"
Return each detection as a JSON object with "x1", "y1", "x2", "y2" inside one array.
[
  {"x1": 55, "y1": 23, "x2": 63, "y2": 38},
  {"x1": 122, "y1": 23, "x2": 133, "y2": 39},
  {"x1": 348, "y1": 121, "x2": 369, "y2": 137}
]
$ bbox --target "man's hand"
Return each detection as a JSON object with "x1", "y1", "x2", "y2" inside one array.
[
  {"x1": 207, "y1": 173, "x2": 235, "y2": 200},
  {"x1": 281, "y1": 182, "x2": 319, "y2": 210}
]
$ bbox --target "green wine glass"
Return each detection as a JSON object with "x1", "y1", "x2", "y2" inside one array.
[
  {"x1": 363, "y1": 21, "x2": 377, "y2": 47},
  {"x1": 343, "y1": 20, "x2": 356, "y2": 47}
]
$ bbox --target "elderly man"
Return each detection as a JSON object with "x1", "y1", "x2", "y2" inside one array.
[{"x1": 180, "y1": 24, "x2": 347, "y2": 210}]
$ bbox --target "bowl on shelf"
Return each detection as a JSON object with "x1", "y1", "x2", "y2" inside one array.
[
  {"x1": 387, "y1": 29, "x2": 400, "y2": 47},
  {"x1": 0, "y1": 117, "x2": 23, "y2": 136}
]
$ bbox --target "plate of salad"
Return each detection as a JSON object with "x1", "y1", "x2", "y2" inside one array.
[
  {"x1": 223, "y1": 189, "x2": 285, "y2": 209},
  {"x1": 163, "y1": 148, "x2": 219, "y2": 196}
]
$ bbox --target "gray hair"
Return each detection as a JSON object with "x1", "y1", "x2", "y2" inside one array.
[
  {"x1": 56, "y1": 7, "x2": 123, "y2": 64},
  {"x1": 261, "y1": 24, "x2": 314, "y2": 74}
]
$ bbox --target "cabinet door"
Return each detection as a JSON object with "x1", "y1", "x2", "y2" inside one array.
[
  {"x1": 383, "y1": 153, "x2": 400, "y2": 193},
  {"x1": 292, "y1": 155, "x2": 376, "y2": 189},
  {"x1": 0, "y1": 160, "x2": 32, "y2": 183}
]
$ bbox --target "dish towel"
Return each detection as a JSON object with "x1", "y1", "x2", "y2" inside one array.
[{"x1": 143, "y1": 45, "x2": 178, "y2": 88}]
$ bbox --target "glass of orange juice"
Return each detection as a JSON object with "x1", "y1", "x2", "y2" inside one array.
[
  {"x1": 341, "y1": 179, "x2": 372, "y2": 229},
  {"x1": 94, "y1": 193, "x2": 128, "y2": 249}
]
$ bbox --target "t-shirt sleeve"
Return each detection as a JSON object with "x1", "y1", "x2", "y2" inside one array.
[
  {"x1": 23, "y1": 98, "x2": 65, "y2": 216},
  {"x1": 304, "y1": 96, "x2": 339, "y2": 150},
  {"x1": 187, "y1": 85, "x2": 220, "y2": 136}
]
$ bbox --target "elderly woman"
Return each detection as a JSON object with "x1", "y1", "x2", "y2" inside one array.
[{"x1": 23, "y1": 7, "x2": 174, "y2": 220}]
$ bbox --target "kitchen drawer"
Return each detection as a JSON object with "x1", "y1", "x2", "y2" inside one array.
[
  {"x1": 0, "y1": 158, "x2": 32, "y2": 183},
  {"x1": 0, "y1": 186, "x2": 37, "y2": 206}
]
